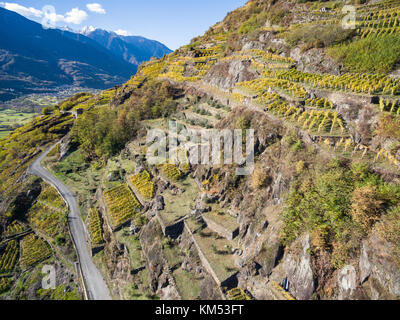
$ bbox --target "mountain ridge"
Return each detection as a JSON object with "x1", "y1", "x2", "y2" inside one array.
[
  {"x1": 0, "y1": 7, "x2": 170, "y2": 101},
  {"x1": 81, "y1": 28, "x2": 172, "y2": 66}
]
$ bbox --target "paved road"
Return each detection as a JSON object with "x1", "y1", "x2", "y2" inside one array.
[{"x1": 29, "y1": 144, "x2": 112, "y2": 300}]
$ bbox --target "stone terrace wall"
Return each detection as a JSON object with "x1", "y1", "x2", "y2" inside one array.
[{"x1": 202, "y1": 215, "x2": 239, "y2": 241}]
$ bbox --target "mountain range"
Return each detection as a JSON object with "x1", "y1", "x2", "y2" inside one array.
[
  {"x1": 81, "y1": 27, "x2": 172, "y2": 67},
  {"x1": 0, "y1": 7, "x2": 172, "y2": 101}
]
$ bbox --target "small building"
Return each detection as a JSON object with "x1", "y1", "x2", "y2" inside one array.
[
  {"x1": 320, "y1": 7, "x2": 332, "y2": 13},
  {"x1": 72, "y1": 108, "x2": 84, "y2": 119}
]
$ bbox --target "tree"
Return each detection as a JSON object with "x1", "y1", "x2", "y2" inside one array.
[
  {"x1": 252, "y1": 167, "x2": 269, "y2": 189},
  {"x1": 71, "y1": 107, "x2": 138, "y2": 159},
  {"x1": 351, "y1": 186, "x2": 383, "y2": 232}
]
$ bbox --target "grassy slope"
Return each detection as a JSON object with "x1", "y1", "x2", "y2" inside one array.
[{"x1": 0, "y1": 109, "x2": 38, "y2": 138}]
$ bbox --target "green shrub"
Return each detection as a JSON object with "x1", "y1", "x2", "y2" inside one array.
[
  {"x1": 236, "y1": 116, "x2": 250, "y2": 130},
  {"x1": 375, "y1": 114, "x2": 400, "y2": 140},
  {"x1": 59, "y1": 93, "x2": 93, "y2": 111},
  {"x1": 285, "y1": 24, "x2": 355, "y2": 49},
  {"x1": 327, "y1": 34, "x2": 400, "y2": 74},
  {"x1": 71, "y1": 107, "x2": 137, "y2": 159},
  {"x1": 238, "y1": 11, "x2": 268, "y2": 34},
  {"x1": 55, "y1": 235, "x2": 66, "y2": 246},
  {"x1": 283, "y1": 130, "x2": 302, "y2": 151},
  {"x1": 378, "y1": 205, "x2": 400, "y2": 266},
  {"x1": 296, "y1": 160, "x2": 305, "y2": 174},
  {"x1": 281, "y1": 160, "x2": 394, "y2": 268},
  {"x1": 42, "y1": 106, "x2": 55, "y2": 115}
]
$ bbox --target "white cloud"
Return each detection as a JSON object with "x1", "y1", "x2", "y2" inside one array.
[
  {"x1": 44, "y1": 11, "x2": 65, "y2": 25},
  {"x1": 1, "y1": 2, "x2": 43, "y2": 18},
  {"x1": 115, "y1": 29, "x2": 131, "y2": 36},
  {"x1": 1, "y1": 3, "x2": 89, "y2": 25},
  {"x1": 86, "y1": 3, "x2": 105, "y2": 14},
  {"x1": 64, "y1": 8, "x2": 88, "y2": 24}
]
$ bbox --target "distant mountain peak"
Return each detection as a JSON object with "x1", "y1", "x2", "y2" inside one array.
[
  {"x1": 80, "y1": 25, "x2": 97, "y2": 35},
  {"x1": 59, "y1": 25, "x2": 76, "y2": 33},
  {"x1": 82, "y1": 28, "x2": 172, "y2": 66}
]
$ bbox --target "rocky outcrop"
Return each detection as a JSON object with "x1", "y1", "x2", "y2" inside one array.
[
  {"x1": 359, "y1": 233, "x2": 400, "y2": 299},
  {"x1": 258, "y1": 31, "x2": 288, "y2": 52},
  {"x1": 290, "y1": 47, "x2": 341, "y2": 75},
  {"x1": 58, "y1": 134, "x2": 75, "y2": 161},
  {"x1": 140, "y1": 219, "x2": 166, "y2": 288},
  {"x1": 282, "y1": 234, "x2": 315, "y2": 300},
  {"x1": 106, "y1": 170, "x2": 124, "y2": 182},
  {"x1": 139, "y1": 219, "x2": 180, "y2": 299},
  {"x1": 337, "y1": 265, "x2": 357, "y2": 300},
  {"x1": 204, "y1": 60, "x2": 258, "y2": 89},
  {"x1": 241, "y1": 40, "x2": 266, "y2": 51}
]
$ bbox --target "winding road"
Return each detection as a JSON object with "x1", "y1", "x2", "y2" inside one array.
[{"x1": 28, "y1": 144, "x2": 112, "y2": 300}]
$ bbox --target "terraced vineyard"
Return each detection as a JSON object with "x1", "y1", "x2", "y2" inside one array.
[
  {"x1": 88, "y1": 208, "x2": 104, "y2": 246},
  {"x1": 305, "y1": 97, "x2": 334, "y2": 109},
  {"x1": 131, "y1": 43, "x2": 224, "y2": 85},
  {"x1": 297, "y1": 110, "x2": 345, "y2": 134},
  {"x1": 226, "y1": 288, "x2": 252, "y2": 300},
  {"x1": 257, "y1": 92, "x2": 282, "y2": 105},
  {"x1": 159, "y1": 164, "x2": 182, "y2": 182},
  {"x1": 4, "y1": 221, "x2": 27, "y2": 237},
  {"x1": 379, "y1": 98, "x2": 400, "y2": 114},
  {"x1": 0, "y1": 240, "x2": 19, "y2": 274},
  {"x1": 38, "y1": 184, "x2": 66, "y2": 210},
  {"x1": 246, "y1": 49, "x2": 294, "y2": 65},
  {"x1": 75, "y1": 0, "x2": 400, "y2": 301},
  {"x1": 273, "y1": 69, "x2": 400, "y2": 96},
  {"x1": 356, "y1": 2, "x2": 400, "y2": 38},
  {"x1": 0, "y1": 277, "x2": 12, "y2": 294},
  {"x1": 20, "y1": 234, "x2": 51, "y2": 269},
  {"x1": 129, "y1": 170, "x2": 155, "y2": 200},
  {"x1": 238, "y1": 76, "x2": 308, "y2": 100},
  {"x1": 103, "y1": 184, "x2": 142, "y2": 229},
  {"x1": 28, "y1": 201, "x2": 67, "y2": 238}
]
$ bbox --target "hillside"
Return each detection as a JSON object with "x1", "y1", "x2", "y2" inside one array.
[{"x1": 1, "y1": 0, "x2": 400, "y2": 301}]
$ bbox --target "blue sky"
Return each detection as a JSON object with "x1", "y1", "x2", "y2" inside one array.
[{"x1": 0, "y1": 1, "x2": 247, "y2": 49}]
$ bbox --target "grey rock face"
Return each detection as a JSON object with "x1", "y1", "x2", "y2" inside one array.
[
  {"x1": 153, "y1": 195, "x2": 165, "y2": 211},
  {"x1": 204, "y1": 60, "x2": 258, "y2": 89},
  {"x1": 58, "y1": 134, "x2": 73, "y2": 161},
  {"x1": 283, "y1": 234, "x2": 315, "y2": 300},
  {"x1": 359, "y1": 235, "x2": 400, "y2": 299},
  {"x1": 107, "y1": 170, "x2": 121, "y2": 182},
  {"x1": 359, "y1": 244, "x2": 372, "y2": 284},
  {"x1": 258, "y1": 31, "x2": 287, "y2": 51},
  {"x1": 337, "y1": 265, "x2": 357, "y2": 300},
  {"x1": 290, "y1": 47, "x2": 341, "y2": 75},
  {"x1": 242, "y1": 41, "x2": 265, "y2": 51}
]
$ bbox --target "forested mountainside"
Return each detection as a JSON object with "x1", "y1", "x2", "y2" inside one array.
[{"x1": 2, "y1": 0, "x2": 400, "y2": 300}]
